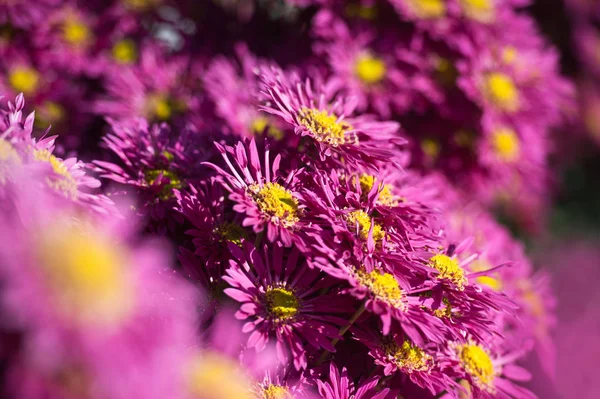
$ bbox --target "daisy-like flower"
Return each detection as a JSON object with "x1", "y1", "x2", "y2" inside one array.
[
  {"x1": 94, "y1": 118, "x2": 213, "y2": 228},
  {"x1": 440, "y1": 338, "x2": 537, "y2": 399},
  {"x1": 352, "y1": 328, "x2": 456, "y2": 395},
  {"x1": 315, "y1": 362, "x2": 394, "y2": 399},
  {"x1": 223, "y1": 241, "x2": 350, "y2": 370},
  {"x1": 205, "y1": 138, "x2": 307, "y2": 247},
  {"x1": 204, "y1": 44, "x2": 289, "y2": 142},
  {"x1": 94, "y1": 44, "x2": 200, "y2": 125},
  {"x1": 259, "y1": 65, "x2": 403, "y2": 169}
]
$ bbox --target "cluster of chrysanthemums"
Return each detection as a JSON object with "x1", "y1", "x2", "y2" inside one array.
[{"x1": 0, "y1": 0, "x2": 566, "y2": 398}]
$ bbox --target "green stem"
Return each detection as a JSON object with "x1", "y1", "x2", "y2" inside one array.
[{"x1": 315, "y1": 302, "x2": 366, "y2": 365}]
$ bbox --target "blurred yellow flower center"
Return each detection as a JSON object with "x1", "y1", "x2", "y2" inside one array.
[
  {"x1": 355, "y1": 53, "x2": 386, "y2": 85},
  {"x1": 214, "y1": 222, "x2": 246, "y2": 247},
  {"x1": 187, "y1": 352, "x2": 251, "y2": 399},
  {"x1": 62, "y1": 17, "x2": 91, "y2": 47},
  {"x1": 408, "y1": 0, "x2": 446, "y2": 19},
  {"x1": 429, "y1": 254, "x2": 467, "y2": 288},
  {"x1": 35, "y1": 101, "x2": 65, "y2": 128},
  {"x1": 251, "y1": 182, "x2": 299, "y2": 228},
  {"x1": 36, "y1": 221, "x2": 132, "y2": 326},
  {"x1": 459, "y1": 344, "x2": 495, "y2": 389},
  {"x1": 9, "y1": 66, "x2": 40, "y2": 95},
  {"x1": 492, "y1": 128, "x2": 520, "y2": 162},
  {"x1": 502, "y1": 46, "x2": 518, "y2": 64},
  {"x1": 421, "y1": 138, "x2": 440, "y2": 160},
  {"x1": 262, "y1": 384, "x2": 290, "y2": 399},
  {"x1": 484, "y1": 72, "x2": 519, "y2": 112},
  {"x1": 250, "y1": 116, "x2": 285, "y2": 140},
  {"x1": 0, "y1": 139, "x2": 21, "y2": 184},
  {"x1": 345, "y1": 3, "x2": 378, "y2": 19},
  {"x1": 146, "y1": 93, "x2": 173, "y2": 121},
  {"x1": 433, "y1": 56, "x2": 458, "y2": 87},
  {"x1": 459, "y1": 0, "x2": 495, "y2": 22},
  {"x1": 470, "y1": 260, "x2": 502, "y2": 290},
  {"x1": 34, "y1": 149, "x2": 78, "y2": 199},
  {"x1": 124, "y1": 0, "x2": 161, "y2": 11},
  {"x1": 346, "y1": 210, "x2": 385, "y2": 241},
  {"x1": 356, "y1": 270, "x2": 404, "y2": 308},
  {"x1": 265, "y1": 287, "x2": 299, "y2": 320},
  {"x1": 298, "y1": 107, "x2": 352, "y2": 146},
  {"x1": 453, "y1": 130, "x2": 475, "y2": 147},
  {"x1": 112, "y1": 39, "x2": 138, "y2": 64},
  {"x1": 357, "y1": 174, "x2": 396, "y2": 206},
  {"x1": 385, "y1": 340, "x2": 431, "y2": 371},
  {"x1": 144, "y1": 169, "x2": 183, "y2": 200}
]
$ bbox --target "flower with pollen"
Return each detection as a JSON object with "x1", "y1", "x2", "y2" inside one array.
[
  {"x1": 483, "y1": 72, "x2": 519, "y2": 112},
  {"x1": 346, "y1": 210, "x2": 385, "y2": 242},
  {"x1": 357, "y1": 174, "x2": 397, "y2": 206},
  {"x1": 458, "y1": 343, "x2": 496, "y2": 391},
  {"x1": 187, "y1": 352, "x2": 252, "y2": 399},
  {"x1": 34, "y1": 149, "x2": 78, "y2": 199},
  {"x1": 250, "y1": 182, "x2": 299, "y2": 228},
  {"x1": 355, "y1": 53, "x2": 387, "y2": 85},
  {"x1": 428, "y1": 254, "x2": 467, "y2": 288},
  {"x1": 214, "y1": 222, "x2": 247, "y2": 247},
  {"x1": 492, "y1": 128, "x2": 520, "y2": 162},
  {"x1": 144, "y1": 168, "x2": 183, "y2": 200},
  {"x1": 356, "y1": 269, "x2": 405, "y2": 309},
  {"x1": 260, "y1": 384, "x2": 291, "y2": 399},
  {"x1": 383, "y1": 339, "x2": 432, "y2": 373},
  {"x1": 265, "y1": 287, "x2": 299, "y2": 321},
  {"x1": 112, "y1": 39, "x2": 138, "y2": 64},
  {"x1": 298, "y1": 108, "x2": 353, "y2": 146}
]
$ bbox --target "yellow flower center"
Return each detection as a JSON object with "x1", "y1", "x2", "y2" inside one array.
[
  {"x1": 484, "y1": 72, "x2": 519, "y2": 112},
  {"x1": 459, "y1": 344, "x2": 495, "y2": 390},
  {"x1": 459, "y1": 0, "x2": 495, "y2": 22},
  {"x1": 214, "y1": 222, "x2": 246, "y2": 247},
  {"x1": 408, "y1": 0, "x2": 446, "y2": 19},
  {"x1": 112, "y1": 39, "x2": 138, "y2": 64},
  {"x1": 433, "y1": 56, "x2": 458, "y2": 87},
  {"x1": 356, "y1": 270, "x2": 404, "y2": 308},
  {"x1": 8, "y1": 66, "x2": 40, "y2": 95},
  {"x1": 0, "y1": 139, "x2": 21, "y2": 184},
  {"x1": 470, "y1": 260, "x2": 502, "y2": 290},
  {"x1": 492, "y1": 128, "x2": 520, "y2": 162},
  {"x1": 34, "y1": 149, "x2": 78, "y2": 199},
  {"x1": 384, "y1": 339, "x2": 431, "y2": 372},
  {"x1": 345, "y1": 3, "x2": 378, "y2": 19},
  {"x1": 355, "y1": 53, "x2": 386, "y2": 85},
  {"x1": 187, "y1": 352, "x2": 251, "y2": 399},
  {"x1": 265, "y1": 287, "x2": 299, "y2": 320},
  {"x1": 346, "y1": 210, "x2": 385, "y2": 242},
  {"x1": 421, "y1": 138, "x2": 440, "y2": 160},
  {"x1": 123, "y1": 0, "x2": 161, "y2": 11},
  {"x1": 357, "y1": 174, "x2": 397, "y2": 206},
  {"x1": 146, "y1": 93, "x2": 173, "y2": 121},
  {"x1": 35, "y1": 101, "x2": 65, "y2": 129},
  {"x1": 429, "y1": 254, "x2": 467, "y2": 288},
  {"x1": 144, "y1": 169, "x2": 183, "y2": 200},
  {"x1": 262, "y1": 384, "x2": 290, "y2": 399},
  {"x1": 250, "y1": 182, "x2": 299, "y2": 228},
  {"x1": 298, "y1": 107, "x2": 352, "y2": 146},
  {"x1": 35, "y1": 220, "x2": 133, "y2": 326},
  {"x1": 250, "y1": 116, "x2": 285, "y2": 140},
  {"x1": 62, "y1": 17, "x2": 91, "y2": 47}
]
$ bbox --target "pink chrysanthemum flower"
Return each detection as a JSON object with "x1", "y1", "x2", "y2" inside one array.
[
  {"x1": 259, "y1": 65, "x2": 403, "y2": 169},
  {"x1": 315, "y1": 362, "x2": 394, "y2": 399},
  {"x1": 352, "y1": 328, "x2": 457, "y2": 395},
  {"x1": 205, "y1": 138, "x2": 308, "y2": 247},
  {"x1": 223, "y1": 242, "x2": 350, "y2": 370},
  {"x1": 94, "y1": 118, "x2": 212, "y2": 228},
  {"x1": 439, "y1": 338, "x2": 536, "y2": 399}
]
